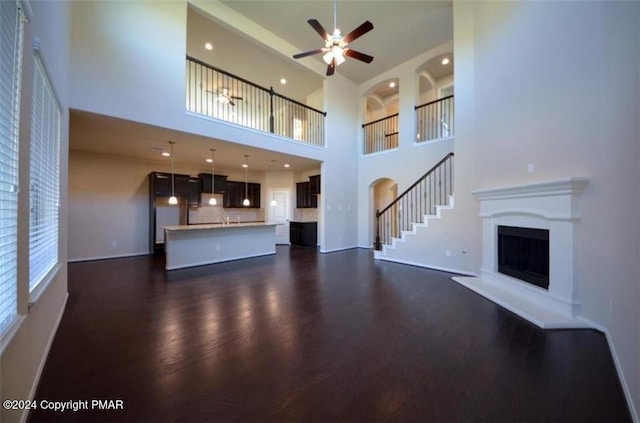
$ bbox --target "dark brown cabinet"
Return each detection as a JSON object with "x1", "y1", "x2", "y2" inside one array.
[
  {"x1": 223, "y1": 181, "x2": 260, "y2": 208},
  {"x1": 198, "y1": 173, "x2": 228, "y2": 194},
  {"x1": 296, "y1": 182, "x2": 317, "y2": 208},
  {"x1": 186, "y1": 178, "x2": 201, "y2": 207},
  {"x1": 290, "y1": 221, "x2": 317, "y2": 246},
  {"x1": 309, "y1": 175, "x2": 321, "y2": 195},
  {"x1": 150, "y1": 172, "x2": 191, "y2": 197}
]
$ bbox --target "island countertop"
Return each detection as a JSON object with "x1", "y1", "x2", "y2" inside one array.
[{"x1": 164, "y1": 222, "x2": 278, "y2": 231}]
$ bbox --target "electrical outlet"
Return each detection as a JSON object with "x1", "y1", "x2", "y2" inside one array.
[
  {"x1": 215, "y1": 244, "x2": 220, "y2": 251},
  {"x1": 527, "y1": 163, "x2": 534, "y2": 174},
  {"x1": 445, "y1": 249, "x2": 451, "y2": 257},
  {"x1": 111, "y1": 241, "x2": 117, "y2": 248}
]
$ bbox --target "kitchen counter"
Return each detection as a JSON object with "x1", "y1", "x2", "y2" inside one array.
[
  {"x1": 163, "y1": 223, "x2": 278, "y2": 270},
  {"x1": 164, "y1": 222, "x2": 275, "y2": 231}
]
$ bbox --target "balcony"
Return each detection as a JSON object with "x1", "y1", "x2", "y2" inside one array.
[
  {"x1": 415, "y1": 95, "x2": 454, "y2": 143},
  {"x1": 362, "y1": 114, "x2": 399, "y2": 155},
  {"x1": 186, "y1": 56, "x2": 326, "y2": 147}
]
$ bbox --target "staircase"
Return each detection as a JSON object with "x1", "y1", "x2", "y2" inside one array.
[{"x1": 374, "y1": 153, "x2": 454, "y2": 261}]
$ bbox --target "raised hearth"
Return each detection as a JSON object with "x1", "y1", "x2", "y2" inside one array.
[{"x1": 453, "y1": 177, "x2": 590, "y2": 329}]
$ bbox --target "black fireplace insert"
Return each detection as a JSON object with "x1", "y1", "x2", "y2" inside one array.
[{"x1": 497, "y1": 225, "x2": 550, "y2": 289}]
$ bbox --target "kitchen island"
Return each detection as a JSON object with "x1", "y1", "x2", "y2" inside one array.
[{"x1": 163, "y1": 222, "x2": 278, "y2": 270}]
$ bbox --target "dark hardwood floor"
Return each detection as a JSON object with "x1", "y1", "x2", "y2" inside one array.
[{"x1": 30, "y1": 246, "x2": 630, "y2": 422}]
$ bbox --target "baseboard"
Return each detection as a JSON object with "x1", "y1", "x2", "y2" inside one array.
[
  {"x1": 68, "y1": 252, "x2": 149, "y2": 263},
  {"x1": 578, "y1": 317, "x2": 638, "y2": 423},
  {"x1": 357, "y1": 245, "x2": 373, "y2": 249},
  {"x1": 319, "y1": 245, "x2": 359, "y2": 254},
  {"x1": 22, "y1": 292, "x2": 69, "y2": 423},
  {"x1": 377, "y1": 256, "x2": 476, "y2": 277}
]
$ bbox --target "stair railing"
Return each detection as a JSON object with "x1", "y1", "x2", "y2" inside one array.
[{"x1": 375, "y1": 152, "x2": 454, "y2": 250}]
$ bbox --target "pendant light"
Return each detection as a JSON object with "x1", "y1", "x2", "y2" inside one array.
[
  {"x1": 242, "y1": 155, "x2": 250, "y2": 207},
  {"x1": 168, "y1": 141, "x2": 178, "y2": 205},
  {"x1": 208, "y1": 148, "x2": 217, "y2": 206},
  {"x1": 269, "y1": 160, "x2": 277, "y2": 207}
]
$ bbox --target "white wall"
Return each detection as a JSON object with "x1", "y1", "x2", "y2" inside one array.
[
  {"x1": 1, "y1": 1, "x2": 71, "y2": 422},
  {"x1": 459, "y1": 0, "x2": 640, "y2": 417},
  {"x1": 68, "y1": 150, "x2": 278, "y2": 260},
  {"x1": 70, "y1": 0, "x2": 359, "y2": 252}
]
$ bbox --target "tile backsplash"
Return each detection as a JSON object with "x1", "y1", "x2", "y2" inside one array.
[
  {"x1": 188, "y1": 194, "x2": 265, "y2": 224},
  {"x1": 293, "y1": 208, "x2": 318, "y2": 222}
]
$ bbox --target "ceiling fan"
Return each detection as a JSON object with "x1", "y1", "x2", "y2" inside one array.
[
  {"x1": 292, "y1": 0, "x2": 374, "y2": 76},
  {"x1": 202, "y1": 85, "x2": 243, "y2": 106}
]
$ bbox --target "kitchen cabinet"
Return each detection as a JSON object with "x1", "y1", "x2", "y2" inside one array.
[
  {"x1": 309, "y1": 175, "x2": 321, "y2": 195},
  {"x1": 198, "y1": 173, "x2": 228, "y2": 194},
  {"x1": 187, "y1": 177, "x2": 201, "y2": 207},
  {"x1": 150, "y1": 172, "x2": 191, "y2": 197},
  {"x1": 223, "y1": 181, "x2": 261, "y2": 208},
  {"x1": 296, "y1": 182, "x2": 317, "y2": 208},
  {"x1": 290, "y1": 222, "x2": 317, "y2": 246}
]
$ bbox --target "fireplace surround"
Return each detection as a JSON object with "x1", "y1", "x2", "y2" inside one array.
[{"x1": 453, "y1": 177, "x2": 590, "y2": 329}]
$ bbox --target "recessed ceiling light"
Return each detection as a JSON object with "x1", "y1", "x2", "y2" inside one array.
[
  {"x1": 441, "y1": 57, "x2": 450, "y2": 65},
  {"x1": 205, "y1": 42, "x2": 214, "y2": 51},
  {"x1": 162, "y1": 152, "x2": 170, "y2": 157},
  {"x1": 284, "y1": 163, "x2": 290, "y2": 168},
  {"x1": 389, "y1": 81, "x2": 396, "y2": 88},
  {"x1": 280, "y1": 78, "x2": 287, "y2": 85},
  {"x1": 242, "y1": 163, "x2": 248, "y2": 168},
  {"x1": 206, "y1": 158, "x2": 213, "y2": 163}
]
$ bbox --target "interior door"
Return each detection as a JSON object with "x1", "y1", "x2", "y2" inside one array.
[{"x1": 271, "y1": 189, "x2": 290, "y2": 244}]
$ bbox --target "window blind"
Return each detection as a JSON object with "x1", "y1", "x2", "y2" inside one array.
[
  {"x1": 0, "y1": 0, "x2": 23, "y2": 335},
  {"x1": 29, "y1": 55, "x2": 60, "y2": 292}
]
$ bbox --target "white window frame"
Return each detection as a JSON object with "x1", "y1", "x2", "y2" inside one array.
[
  {"x1": 28, "y1": 49, "x2": 61, "y2": 298},
  {"x1": 0, "y1": 0, "x2": 25, "y2": 348}
]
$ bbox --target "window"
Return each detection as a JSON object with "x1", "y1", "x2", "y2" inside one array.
[
  {"x1": 0, "y1": 0, "x2": 24, "y2": 335},
  {"x1": 29, "y1": 55, "x2": 60, "y2": 292}
]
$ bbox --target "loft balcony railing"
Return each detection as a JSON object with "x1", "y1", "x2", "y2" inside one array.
[
  {"x1": 186, "y1": 56, "x2": 326, "y2": 147},
  {"x1": 362, "y1": 113, "x2": 399, "y2": 155},
  {"x1": 415, "y1": 95, "x2": 454, "y2": 143}
]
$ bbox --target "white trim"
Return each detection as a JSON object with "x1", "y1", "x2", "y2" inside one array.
[
  {"x1": 67, "y1": 252, "x2": 149, "y2": 263},
  {"x1": 184, "y1": 111, "x2": 327, "y2": 150},
  {"x1": 471, "y1": 177, "x2": 589, "y2": 201},
  {"x1": 377, "y1": 256, "x2": 476, "y2": 276},
  {"x1": 0, "y1": 315, "x2": 26, "y2": 355},
  {"x1": 577, "y1": 318, "x2": 638, "y2": 423},
  {"x1": 413, "y1": 135, "x2": 454, "y2": 147},
  {"x1": 21, "y1": 292, "x2": 68, "y2": 423},
  {"x1": 319, "y1": 245, "x2": 359, "y2": 254},
  {"x1": 19, "y1": 0, "x2": 32, "y2": 21},
  {"x1": 361, "y1": 147, "x2": 399, "y2": 158},
  {"x1": 28, "y1": 262, "x2": 62, "y2": 307},
  {"x1": 165, "y1": 251, "x2": 275, "y2": 270},
  {"x1": 357, "y1": 245, "x2": 373, "y2": 249}
]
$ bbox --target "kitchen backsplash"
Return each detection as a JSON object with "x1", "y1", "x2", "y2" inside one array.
[
  {"x1": 189, "y1": 194, "x2": 265, "y2": 224},
  {"x1": 293, "y1": 208, "x2": 318, "y2": 222}
]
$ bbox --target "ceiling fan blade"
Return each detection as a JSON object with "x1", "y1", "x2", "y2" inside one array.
[
  {"x1": 344, "y1": 49, "x2": 374, "y2": 64},
  {"x1": 326, "y1": 58, "x2": 336, "y2": 76},
  {"x1": 308, "y1": 19, "x2": 330, "y2": 41},
  {"x1": 228, "y1": 99, "x2": 236, "y2": 107},
  {"x1": 230, "y1": 96, "x2": 243, "y2": 100},
  {"x1": 293, "y1": 48, "x2": 325, "y2": 59},
  {"x1": 342, "y1": 20, "x2": 374, "y2": 44}
]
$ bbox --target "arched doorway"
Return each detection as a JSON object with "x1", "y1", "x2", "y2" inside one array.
[{"x1": 370, "y1": 178, "x2": 398, "y2": 249}]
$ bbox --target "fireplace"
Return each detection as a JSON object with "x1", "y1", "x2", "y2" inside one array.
[
  {"x1": 497, "y1": 226, "x2": 549, "y2": 289},
  {"x1": 452, "y1": 177, "x2": 589, "y2": 329}
]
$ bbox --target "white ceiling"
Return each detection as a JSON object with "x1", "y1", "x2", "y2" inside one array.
[
  {"x1": 218, "y1": 0, "x2": 453, "y2": 84},
  {"x1": 70, "y1": 110, "x2": 322, "y2": 173}
]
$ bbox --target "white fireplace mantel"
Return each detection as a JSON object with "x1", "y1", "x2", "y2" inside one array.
[{"x1": 453, "y1": 177, "x2": 591, "y2": 329}]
